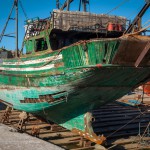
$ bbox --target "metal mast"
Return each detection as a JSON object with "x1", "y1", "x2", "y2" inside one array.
[
  {"x1": 56, "y1": 0, "x2": 60, "y2": 9},
  {"x1": 82, "y1": 0, "x2": 89, "y2": 12},
  {"x1": 79, "y1": 0, "x2": 89, "y2": 12},
  {"x1": 124, "y1": 0, "x2": 150, "y2": 34},
  {"x1": 15, "y1": 0, "x2": 19, "y2": 57}
]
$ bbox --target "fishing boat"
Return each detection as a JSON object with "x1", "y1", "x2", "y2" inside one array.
[{"x1": 0, "y1": 0, "x2": 150, "y2": 144}]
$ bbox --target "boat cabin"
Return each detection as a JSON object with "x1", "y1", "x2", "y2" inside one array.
[{"x1": 24, "y1": 10, "x2": 127, "y2": 54}]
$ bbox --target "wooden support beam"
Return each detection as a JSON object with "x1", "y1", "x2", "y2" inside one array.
[{"x1": 135, "y1": 41, "x2": 150, "y2": 67}]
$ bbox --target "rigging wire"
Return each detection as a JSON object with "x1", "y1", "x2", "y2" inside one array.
[
  {"x1": 143, "y1": 19, "x2": 150, "y2": 27},
  {"x1": 106, "y1": 108, "x2": 149, "y2": 139},
  {"x1": 106, "y1": 0, "x2": 130, "y2": 14},
  {"x1": 19, "y1": 0, "x2": 28, "y2": 53},
  {"x1": 126, "y1": 0, "x2": 145, "y2": 20},
  {"x1": 19, "y1": 0, "x2": 28, "y2": 20}
]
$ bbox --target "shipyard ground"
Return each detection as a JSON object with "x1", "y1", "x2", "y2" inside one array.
[{"x1": 0, "y1": 124, "x2": 64, "y2": 150}]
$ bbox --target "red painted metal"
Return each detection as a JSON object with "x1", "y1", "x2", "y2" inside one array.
[
  {"x1": 118, "y1": 24, "x2": 123, "y2": 31},
  {"x1": 144, "y1": 82, "x2": 150, "y2": 96},
  {"x1": 96, "y1": 64, "x2": 103, "y2": 68},
  {"x1": 108, "y1": 23, "x2": 116, "y2": 31}
]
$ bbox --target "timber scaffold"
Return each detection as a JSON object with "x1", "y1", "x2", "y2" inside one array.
[{"x1": 0, "y1": 102, "x2": 150, "y2": 150}]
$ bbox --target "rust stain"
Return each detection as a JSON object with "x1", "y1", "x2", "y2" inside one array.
[
  {"x1": 54, "y1": 62, "x2": 64, "y2": 68},
  {"x1": 72, "y1": 112, "x2": 106, "y2": 145}
]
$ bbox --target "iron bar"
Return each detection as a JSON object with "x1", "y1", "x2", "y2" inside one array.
[
  {"x1": 56, "y1": 0, "x2": 60, "y2": 9},
  {"x1": 0, "y1": 2, "x2": 15, "y2": 43},
  {"x1": 60, "y1": 0, "x2": 73, "y2": 10},
  {"x1": 3, "y1": 32, "x2": 15, "y2": 36},
  {"x1": 82, "y1": 0, "x2": 89, "y2": 12},
  {"x1": 66, "y1": 0, "x2": 70, "y2": 11},
  {"x1": 79, "y1": 0, "x2": 82, "y2": 11},
  {"x1": 19, "y1": 0, "x2": 28, "y2": 20},
  {"x1": 124, "y1": 2, "x2": 150, "y2": 34},
  {"x1": 9, "y1": 18, "x2": 15, "y2": 20},
  {"x1": 3, "y1": 35, "x2": 15, "y2": 38},
  {"x1": 15, "y1": 0, "x2": 19, "y2": 57},
  {"x1": 82, "y1": 0, "x2": 87, "y2": 12}
]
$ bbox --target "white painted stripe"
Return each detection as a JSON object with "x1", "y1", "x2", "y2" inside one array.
[
  {"x1": 0, "y1": 64, "x2": 55, "y2": 71},
  {"x1": 3, "y1": 54, "x2": 62, "y2": 66}
]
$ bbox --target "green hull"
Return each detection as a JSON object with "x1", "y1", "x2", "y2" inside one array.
[{"x1": 0, "y1": 36, "x2": 150, "y2": 143}]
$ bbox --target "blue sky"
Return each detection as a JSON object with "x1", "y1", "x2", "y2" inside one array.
[{"x1": 0, "y1": 0, "x2": 150, "y2": 50}]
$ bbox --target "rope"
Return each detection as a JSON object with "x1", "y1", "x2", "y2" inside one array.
[
  {"x1": 106, "y1": 109, "x2": 148, "y2": 139},
  {"x1": 123, "y1": 24, "x2": 150, "y2": 36},
  {"x1": 126, "y1": 3, "x2": 142, "y2": 20},
  {"x1": 143, "y1": 20, "x2": 150, "y2": 27},
  {"x1": 106, "y1": 0, "x2": 130, "y2": 14},
  {"x1": 19, "y1": 0, "x2": 28, "y2": 20},
  {"x1": 141, "y1": 122, "x2": 150, "y2": 138}
]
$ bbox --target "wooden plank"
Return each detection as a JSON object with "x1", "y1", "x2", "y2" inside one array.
[
  {"x1": 135, "y1": 41, "x2": 150, "y2": 67},
  {"x1": 93, "y1": 117, "x2": 150, "y2": 128},
  {"x1": 39, "y1": 131, "x2": 78, "y2": 139},
  {"x1": 50, "y1": 136, "x2": 82, "y2": 145},
  {"x1": 71, "y1": 146, "x2": 95, "y2": 150},
  {"x1": 112, "y1": 136, "x2": 150, "y2": 145}
]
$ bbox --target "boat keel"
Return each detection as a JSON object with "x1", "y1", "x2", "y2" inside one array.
[{"x1": 72, "y1": 112, "x2": 106, "y2": 145}]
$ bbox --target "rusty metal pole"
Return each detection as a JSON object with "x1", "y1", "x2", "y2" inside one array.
[
  {"x1": 82, "y1": 0, "x2": 89, "y2": 12},
  {"x1": 82, "y1": 0, "x2": 87, "y2": 12},
  {"x1": 79, "y1": 0, "x2": 82, "y2": 11},
  {"x1": 66, "y1": 0, "x2": 70, "y2": 11},
  {"x1": 124, "y1": 1, "x2": 150, "y2": 34},
  {"x1": 15, "y1": 0, "x2": 19, "y2": 57},
  {"x1": 56, "y1": 0, "x2": 60, "y2": 9}
]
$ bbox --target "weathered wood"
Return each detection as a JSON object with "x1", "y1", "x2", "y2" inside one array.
[{"x1": 135, "y1": 41, "x2": 150, "y2": 67}]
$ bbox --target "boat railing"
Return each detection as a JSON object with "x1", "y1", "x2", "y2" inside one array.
[{"x1": 24, "y1": 17, "x2": 50, "y2": 38}]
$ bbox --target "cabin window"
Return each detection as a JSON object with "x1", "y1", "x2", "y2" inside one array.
[
  {"x1": 50, "y1": 30, "x2": 106, "y2": 51},
  {"x1": 35, "y1": 38, "x2": 48, "y2": 52},
  {"x1": 50, "y1": 33, "x2": 78, "y2": 50}
]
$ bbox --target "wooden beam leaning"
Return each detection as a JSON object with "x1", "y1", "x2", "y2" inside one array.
[{"x1": 135, "y1": 41, "x2": 150, "y2": 67}]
